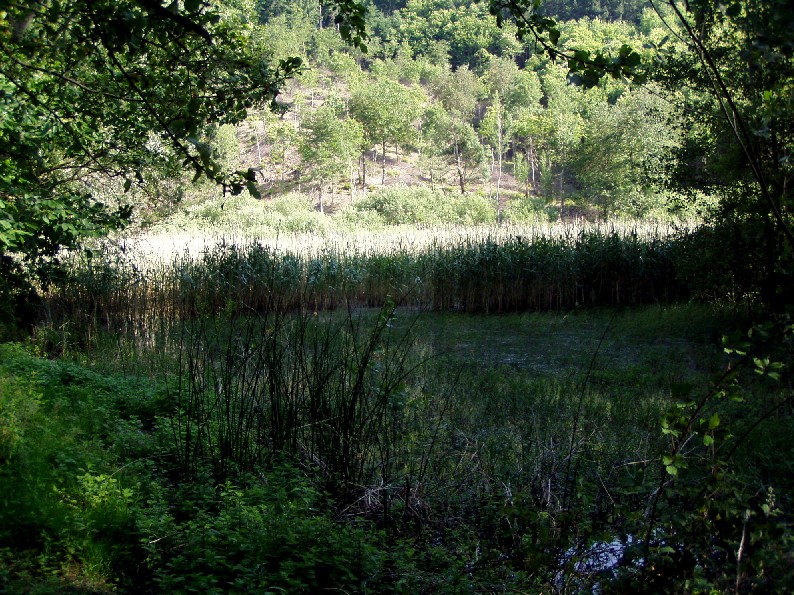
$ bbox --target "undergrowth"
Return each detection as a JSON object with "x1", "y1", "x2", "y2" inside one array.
[{"x1": 5, "y1": 299, "x2": 790, "y2": 592}]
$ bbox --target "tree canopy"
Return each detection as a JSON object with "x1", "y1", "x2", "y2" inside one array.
[
  {"x1": 0, "y1": 0, "x2": 364, "y2": 311},
  {"x1": 492, "y1": 0, "x2": 793, "y2": 303}
]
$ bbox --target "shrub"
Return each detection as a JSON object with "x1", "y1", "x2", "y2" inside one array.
[
  {"x1": 144, "y1": 469, "x2": 386, "y2": 593},
  {"x1": 0, "y1": 368, "x2": 42, "y2": 464},
  {"x1": 501, "y1": 196, "x2": 554, "y2": 223},
  {"x1": 0, "y1": 345, "x2": 159, "y2": 590},
  {"x1": 332, "y1": 206, "x2": 387, "y2": 231},
  {"x1": 350, "y1": 185, "x2": 496, "y2": 225},
  {"x1": 153, "y1": 192, "x2": 329, "y2": 236}
]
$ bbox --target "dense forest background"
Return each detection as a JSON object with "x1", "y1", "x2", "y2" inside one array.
[{"x1": 165, "y1": 0, "x2": 700, "y2": 222}]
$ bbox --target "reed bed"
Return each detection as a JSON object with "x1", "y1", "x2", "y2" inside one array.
[
  {"x1": 47, "y1": 221, "x2": 694, "y2": 337},
  {"x1": 116, "y1": 220, "x2": 687, "y2": 270}
]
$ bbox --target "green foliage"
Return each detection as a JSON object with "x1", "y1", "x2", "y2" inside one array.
[
  {"x1": 350, "y1": 77, "x2": 426, "y2": 182},
  {"x1": 573, "y1": 86, "x2": 681, "y2": 217},
  {"x1": 0, "y1": 366, "x2": 42, "y2": 464},
  {"x1": 609, "y1": 318, "x2": 794, "y2": 592},
  {"x1": 352, "y1": 185, "x2": 496, "y2": 225},
  {"x1": 204, "y1": 124, "x2": 241, "y2": 173},
  {"x1": 6, "y1": 291, "x2": 793, "y2": 593},
  {"x1": 299, "y1": 103, "x2": 364, "y2": 196},
  {"x1": 0, "y1": 344, "x2": 164, "y2": 590},
  {"x1": 539, "y1": 0, "x2": 650, "y2": 23},
  {"x1": 425, "y1": 110, "x2": 488, "y2": 194},
  {"x1": 376, "y1": 1, "x2": 520, "y2": 67},
  {"x1": 674, "y1": 216, "x2": 794, "y2": 304},
  {"x1": 490, "y1": 0, "x2": 793, "y2": 306},
  {"x1": 0, "y1": 0, "x2": 372, "y2": 326},
  {"x1": 144, "y1": 471, "x2": 385, "y2": 593},
  {"x1": 165, "y1": 192, "x2": 331, "y2": 234},
  {"x1": 8, "y1": 2, "x2": 794, "y2": 592},
  {"x1": 0, "y1": 0, "x2": 291, "y2": 264},
  {"x1": 501, "y1": 194, "x2": 554, "y2": 222}
]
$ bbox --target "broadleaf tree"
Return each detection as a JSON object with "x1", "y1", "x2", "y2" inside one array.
[
  {"x1": 299, "y1": 103, "x2": 364, "y2": 211},
  {"x1": 0, "y1": 0, "x2": 367, "y2": 321},
  {"x1": 491, "y1": 0, "x2": 792, "y2": 291},
  {"x1": 349, "y1": 77, "x2": 425, "y2": 185},
  {"x1": 479, "y1": 91, "x2": 510, "y2": 215}
]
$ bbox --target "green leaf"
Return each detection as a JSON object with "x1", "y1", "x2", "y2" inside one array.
[
  {"x1": 708, "y1": 412, "x2": 720, "y2": 430},
  {"x1": 573, "y1": 49, "x2": 590, "y2": 62}
]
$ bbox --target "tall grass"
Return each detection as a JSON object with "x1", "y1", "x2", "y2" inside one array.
[
  {"x1": 49, "y1": 222, "x2": 691, "y2": 337},
  {"x1": 160, "y1": 301, "x2": 424, "y2": 494}
]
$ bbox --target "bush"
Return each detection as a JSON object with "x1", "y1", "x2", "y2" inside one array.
[
  {"x1": 0, "y1": 367, "x2": 42, "y2": 464},
  {"x1": 156, "y1": 192, "x2": 330, "y2": 235},
  {"x1": 0, "y1": 345, "x2": 158, "y2": 590},
  {"x1": 144, "y1": 469, "x2": 386, "y2": 593},
  {"x1": 501, "y1": 195, "x2": 554, "y2": 223},
  {"x1": 672, "y1": 217, "x2": 792, "y2": 305},
  {"x1": 332, "y1": 206, "x2": 387, "y2": 231},
  {"x1": 350, "y1": 185, "x2": 496, "y2": 225}
]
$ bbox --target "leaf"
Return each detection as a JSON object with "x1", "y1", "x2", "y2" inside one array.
[
  {"x1": 573, "y1": 49, "x2": 590, "y2": 62},
  {"x1": 708, "y1": 412, "x2": 720, "y2": 430}
]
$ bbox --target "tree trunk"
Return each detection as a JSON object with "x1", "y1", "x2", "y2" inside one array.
[
  {"x1": 454, "y1": 139, "x2": 465, "y2": 194},
  {"x1": 495, "y1": 146, "x2": 503, "y2": 221},
  {"x1": 558, "y1": 166, "x2": 565, "y2": 219},
  {"x1": 360, "y1": 153, "x2": 366, "y2": 188},
  {"x1": 381, "y1": 140, "x2": 387, "y2": 184},
  {"x1": 529, "y1": 140, "x2": 536, "y2": 194}
]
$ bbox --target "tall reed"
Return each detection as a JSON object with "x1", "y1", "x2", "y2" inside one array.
[{"x1": 48, "y1": 223, "x2": 691, "y2": 333}]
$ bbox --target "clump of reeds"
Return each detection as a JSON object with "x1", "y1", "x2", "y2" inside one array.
[{"x1": 47, "y1": 221, "x2": 690, "y2": 333}]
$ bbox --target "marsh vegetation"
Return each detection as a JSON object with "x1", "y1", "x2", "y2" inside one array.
[{"x1": 1, "y1": 0, "x2": 792, "y2": 592}]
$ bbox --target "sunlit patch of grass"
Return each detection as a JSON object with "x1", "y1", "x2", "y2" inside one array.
[{"x1": 117, "y1": 217, "x2": 692, "y2": 271}]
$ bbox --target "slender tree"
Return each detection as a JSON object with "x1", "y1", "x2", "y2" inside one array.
[
  {"x1": 350, "y1": 77, "x2": 425, "y2": 185},
  {"x1": 299, "y1": 104, "x2": 363, "y2": 211}
]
